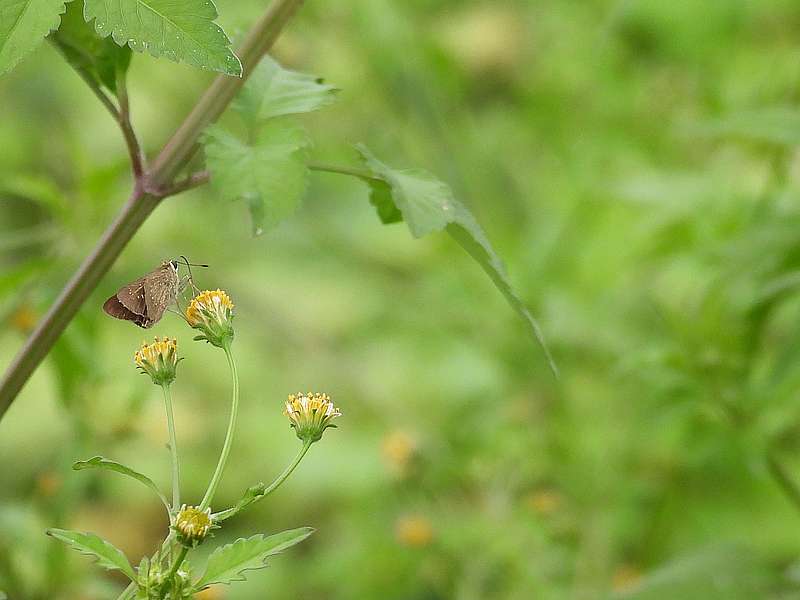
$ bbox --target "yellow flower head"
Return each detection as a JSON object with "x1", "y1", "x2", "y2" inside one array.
[
  {"x1": 395, "y1": 515, "x2": 434, "y2": 548},
  {"x1": 185, "y1": 289, "x2": 235, "y2": 348},
  {"x1": 175, "y1": 504, "x2": 213, "y2": 548},
  {"x1": 382, "y1": 430, "x2": 418, "y2": 477},
  {"x1": 134, "y1": 337, "x2": 179, "y2": 386},
  {"x1": 284, "y1": 392, "x2": 341, "y2": 444}
]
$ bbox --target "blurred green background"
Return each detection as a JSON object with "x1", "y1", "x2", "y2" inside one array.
[{"x1": 6, "y1": 0, "x2": 800, "y2": 598}]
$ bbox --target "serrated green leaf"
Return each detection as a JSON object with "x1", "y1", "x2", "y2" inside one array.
[
  {"x1": 233, "y1": 55, "x2": 338, "y2": 124},
  {"x1": 203, "y1": 121, "x2": 310, "y2": 235},
  {"x1": 194, "y1": 528, "x2": 313, "y2": 590},
  {"x1": 356, "y1": 144, "x2": 557, "y2": 375},
  {"x1": 83, "y1": 0, "x2": 241, "y2": 76},
  {"x1": 51, "y1": 0, "x2": 131, "y2": 93},
  {"x1": 0, "y1": 0, "x2": 68, "y2": 75},
  {"x1": 73, "y1": 456, "x2": 170, "y2": 514},
  {"x1": 46, "y1": 528, "x2": 136, "y2": 580}
]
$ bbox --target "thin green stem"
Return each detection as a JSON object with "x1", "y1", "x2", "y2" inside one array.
[
  {"x1": 214, "y1": 440, "x2": 312, "y2": 521},
  {"x1": 199, "y1": 342, "x2": 239, "y2": 511},
  {"x1": 308, "y1": 162, "x2": 382, "y2": 181},
  {"x1": 116, "y1": 581, "x2": 136, "y2": 600},
  {"x1": 49, "y1": 37, "x2": 120, "y2": 120},
  {"x1": 115, "y1": 64, "x2": 144, "y2": 178},
  {"x1": 161, "y1": 384, "x2": 181, "y2": 511},
  {"x1": 0, "y1": 0, "x2": 307, "y2": 421},
  {"x1": 161, "y1": 546, "x2": 189, "y2": 595}
]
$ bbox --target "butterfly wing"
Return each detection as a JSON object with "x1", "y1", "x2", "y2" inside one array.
[
  {"x1": 115, "y1": 277, "x2": 148, "y2": 316},
  {"x1": 143, "y1": 264, "x2": 179, "y2": 325},
  {"x1": 103, "y1": 294, "x2": 151, "y2": 328}
]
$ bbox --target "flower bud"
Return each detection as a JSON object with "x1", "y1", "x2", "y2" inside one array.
[
  {"x1": 185, "y1": 289, "x2": 234, "y2": 348},
  {"x1": 174, "y1": 505, "x2": 213, "y2": 548},
  {"x1": 284, "y1": 392, "x2": 341, "y2": 444},
  {"x1": 134, "y1": 337, "x2": 180, "y2": 386}
]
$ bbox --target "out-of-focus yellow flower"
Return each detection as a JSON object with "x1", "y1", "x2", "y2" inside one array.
[
  {"x1": 381, "y1": 430, "x2": 418, "y2": 476},
  {"x1": 175, "y1": 505, "x2": 213, "y2": 548},
  {"x1": 438, "y1": 5, "x2": 526, "y2": 75},
  {"x1": 11, "y1": 305, "x2": 37, "y2": 334},
  {"x1": 612, "y1": 564, "x2": 642, "y2": 593},
  {"x1": 395, "y1": 515, "x2": 434, "y2": 548},
  {"x1": 186, "y1": 289, "x2": 234, "y2": 348},
  {"x1": 36, "y1": 471, "x2": 62, "y2": 497},
  {"x1": 134, "y1": 337, "x2": 180, "y2": 386},
  {"x1": 525, "y1": 489, "x2": 562, "y2": 516},
  {"x1": 284, "y1": 392, "x2": 341, "y2": 444}
]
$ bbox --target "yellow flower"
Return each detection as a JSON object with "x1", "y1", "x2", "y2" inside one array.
[
  {"x1": 395, "y1": 515, "x2": 434, "y2": 548},
  {"x1": 284, "y1": 392, "x2": 341, "y2": 443},
  {"x1": 134, "y1": 337, "x2": 179, "y2": 386},
  {"x1": 11, "y1": 305, "x2": 37, "y2": 334},
  {"x1": 185, "y1": 289, "x2": 235, "y2": 348},
  {"x1": 381, "y1": 430, "x2": 418, "y2": 477},
  {"x1": 175, "y1": 505, "x2": 213, "y2": 548}
]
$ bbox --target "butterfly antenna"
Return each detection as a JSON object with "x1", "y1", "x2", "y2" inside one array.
[{"x1": 179, "y1": 256, "x2": 205, "y2": 295}]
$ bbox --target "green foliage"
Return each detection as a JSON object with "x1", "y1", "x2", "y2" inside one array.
[
  {"x1": 203, "y1": 122, "x2": 310, "y2": 236},
  {"x1": 10, "y1": 1, "x2": 800, "y2": 599},
  {"x1": 356, "y1": 144, "x2": 557, "y2": 373},
  {"x1": 45, "y1": 528, "x2": 136, "y2": 580},
  {"x1": 203, "y1": 55, "x2": 338, "y2": 235},
  {"x1": 82, "y1": 0, "x2": 241, "y2": 75},
  {"x1": 194, "y1": 528, "x2": 314, "y2": 590},
  {"x1": 0, "y1": 0, "x2": 67, "y2": 75},
  {"x1": 51, "y1": 0, "x2": 131, "y2": 94},
  {"x1": 72, "y1": 456, "x2": 171, "y2": 514},
  {"x1": 233, "y1": 55, "x2": 339, "y2": 123}
]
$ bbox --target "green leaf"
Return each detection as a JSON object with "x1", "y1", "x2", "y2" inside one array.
[
  {"x1": 356, "y1": 144, "x2": 557, "y2": 375},
  {"x1": 364, "y1": 177, "x2": 402, "y2": 225},
  {"x1": 203, "y1": 121, "x2": 310, "y2": 236},
  {"x1": 46, "y1": 528, "x2": 136, "y2": 580},
  {"x1": 73, "y1": 456, "x2": 170, "y2": 514},
  {"x1": 83, "y1": 0, "x2": 241, "y2": 76},
  {"x1": 0, "y1": 0, "x2": 68, "y2": 75},
  {"x1": 194, "y1": 528, "x2": 314, "y2": 590},
  {"x1": 233, "y1": 55, "x2": 338, "y2": 123},
  {"x1": 51, "y1": 0, "x2": 131, "y2": 93},
  {"x1": 117, "y1": 585, "x2": 136, "y2": 600}
]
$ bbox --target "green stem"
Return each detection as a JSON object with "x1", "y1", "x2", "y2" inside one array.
[
  {"x1": 199, "y1": 342, "x2": 239, "y2": 511},
  {"x1": 116, "y1": 581, "x2": 136, "y2": 600},
  {"x1": 115, "y1": 63, "x2": 144, "y2": 178},
  {"x1": 161, "y1": 546, "x2": 189, "y2": 595},
  {"x1": 214, "y1": 439, "x2": 312, "y2": 521},
  {"x1": 161, "y1": 384, "x2": 181, "y2": 511},
  {"x1": 308, "y1": 162, "x2": 382, "y2": 181},
  {"x1": 0, "y1": 0, "x2": 307, "y2": 422}
]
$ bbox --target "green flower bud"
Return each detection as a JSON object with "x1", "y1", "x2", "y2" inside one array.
[{"x1": 174, "y1": 505, "x2": 213, "y2": 548}]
